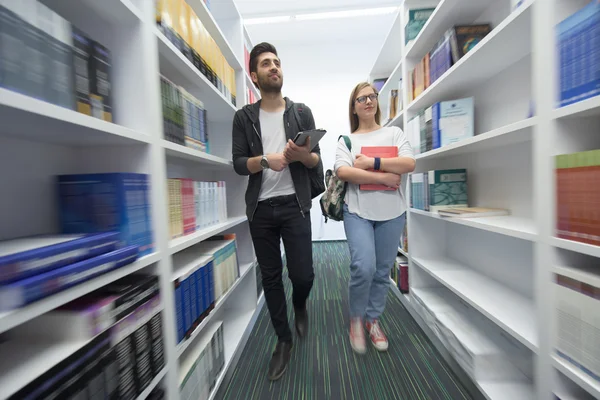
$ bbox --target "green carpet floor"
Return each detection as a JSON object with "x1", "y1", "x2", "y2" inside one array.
[{"x1": 218, "y1": 241, "x2": 474, "y2": 400}]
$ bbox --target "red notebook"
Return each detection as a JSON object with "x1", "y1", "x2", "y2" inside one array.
[{"x1": 359, "y1": 146, "x2": 398, "y2": 191}]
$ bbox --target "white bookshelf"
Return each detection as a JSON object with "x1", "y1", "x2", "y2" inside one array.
[
  {"x1": 371, "y1": 0, "x2": 600, "y2": 399},
  {"x1": 0, "y1": 0, "x2": 262, "y2": 399}
]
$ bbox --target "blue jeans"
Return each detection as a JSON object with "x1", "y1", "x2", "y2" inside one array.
[{"x1": 343, "y1": 204, "x2": 406, "y2": 320}]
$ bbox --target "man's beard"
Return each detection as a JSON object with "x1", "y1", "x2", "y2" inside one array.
[{"x1": 257, "y1": 72, "x2": 283, "y2": 94}]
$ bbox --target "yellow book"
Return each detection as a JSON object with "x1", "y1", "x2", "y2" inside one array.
[
  {"x1": 170, "y1": 0, "x2": 182, "y2": 39},
  {"x1": 179, "y1": 2, "x2": 190, "y2": 47}
]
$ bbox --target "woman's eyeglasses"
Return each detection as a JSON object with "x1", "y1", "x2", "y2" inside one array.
[{"x1": 355, "y1": 93, "x2": 378, "y2": 104}]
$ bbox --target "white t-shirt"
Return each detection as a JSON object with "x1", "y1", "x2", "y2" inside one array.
[
  {"x1": 258, "y1": 109, "x2": 296, "y2": 201},
  {"x1": 334, "y1": 126, "x2": 414, "y2": 221}
]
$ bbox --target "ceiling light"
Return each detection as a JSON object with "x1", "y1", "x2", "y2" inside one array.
[
  {"x1": 245, "y1": 15, "x2": 291, "y2": 25},
  {"x1": 295, "y1": 6, "x2": 399, "y2": 21}
]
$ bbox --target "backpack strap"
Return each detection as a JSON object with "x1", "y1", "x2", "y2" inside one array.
[
  {"x1": 338, "y1": 135, "x2": 352, "y2": 151},
  {"x1": 292, "y1": 103, "x2": 306, "y2": 132}
]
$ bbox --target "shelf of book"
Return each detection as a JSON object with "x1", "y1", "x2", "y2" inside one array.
[
  {"x1": 410, "y1": 209, "x2": 537, "y2": 241},
  {"x1": 186, "y1": 0, "x2": 244, "y2": 72},
  {"x1": 155, "y1": 28, "x2": 238, "y2": 123},
  {"x1": 553, "y1": 356, "x2": 600, "y2": 400},
  {"x1": 138, "y1": 367, "x2": 168, "y2": 400},
  {"x1": 176, "y1": 261, "x2": 256, "y2": 358},
  {"x1": 404, "y1": 0, "x2": 498, "y2": 61},
  {"x1": 414, "y1": 118, "x2": 536, "y2": 161},
  {"x1": 0, "y1": 88, "x2": 153, "y2": 146},
  {"x1": 163, "y1": 140, "x2": 233, "y2": 167},
  {"x1": 208, "y1": 306, "x2": 260, "y2": 400},
  {"x1": 553, "y1": 95, "x2": 600, "y2": 120},
  {"x1": 551, "y1": 238, "x2": 600, "y2": 259},
  {"x1": 0, "y1": 252, "x2": 160, "y2": 335},
  {"x1": 168, "y1": 216, "x2": 248, "y2": 255},
  {"x1": 0, "y1": 304, "x2": 164, "y2": 399},
  {"x1": 384, "y1": 110, "x2": 404, "y2": 128},
  {"x1": 412, "y1": 256, "x2": 537, "y2": 352},
  {"x1": 398, "y1": 247, "x2": 409, "y2": 258},
  {"x1": 410, "y1": 287, "x2": 535, "y2": 400},
  {"x1": 406, "y1": 1, "x2": 532, "y2": 113}
]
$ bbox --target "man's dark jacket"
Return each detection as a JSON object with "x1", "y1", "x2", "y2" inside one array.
[{"x1": 232, "y1": 97, "x2": 324, "y2": 221}]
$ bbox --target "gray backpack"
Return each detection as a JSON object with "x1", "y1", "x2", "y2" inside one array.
[{"x1": 319, "y1": 136, "x2": 352, "y2": 222}]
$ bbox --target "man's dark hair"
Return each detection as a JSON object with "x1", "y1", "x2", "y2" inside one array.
[{"x1": 249, "y1": 42, "x2": 278, "y2": 74}]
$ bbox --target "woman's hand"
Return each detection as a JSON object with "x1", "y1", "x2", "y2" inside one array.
[
  {"x1": 378, "y1": 172, "x2": 401, "y2": 189},
  {"x1": 353, "y1": 154, "x2": 374, "y2": 170}
]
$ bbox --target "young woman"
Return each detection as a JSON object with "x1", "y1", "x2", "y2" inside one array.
[{"x1": 334, "y1": 82, "x2": 415, "y2": 354}]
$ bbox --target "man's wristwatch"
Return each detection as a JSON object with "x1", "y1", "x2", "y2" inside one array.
[{"x1": 260, "y1": 155, "x2": 270, "y2": 170}]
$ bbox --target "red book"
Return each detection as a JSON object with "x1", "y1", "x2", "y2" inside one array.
[
  {"x1": 359, "y1": 146, "x2": 398, "y2": 191},
  {"x1": 180, "y1": 178, "x2": 195, "y2": 235}
]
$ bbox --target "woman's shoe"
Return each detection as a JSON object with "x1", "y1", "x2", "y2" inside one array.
[
  {"x1": 349, "y1": 317, "x2": 367, "y2": 354},
  {"x1": 365, "y1": 320, "x2": 388, "y2": 352}
]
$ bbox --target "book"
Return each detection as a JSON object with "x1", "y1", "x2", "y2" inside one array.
[
  {"x1": 57, "y1": 173, "x2": 154, "y2": 256},
  {"x1": 557, "y1": 1, "x2": 600, "y2": 107},
  {"x1": 438, "y1": 207, "x2": 509, "y2": 218},
  {"x1": 449, "y1": 24, "x2": 492, "y2": 63},
  {"x1": 428, "y1": 169, "x2": 468, "y2": 211},
  {"x1": 0, "y1": 3, "x2": 28, "y2": 96},
  {"x1": 358, "y1": 146, "x2": 398, "y2": 191},
  {"x1": 439, "y1": 97, "x2": 474, "y2": 147},
  {"x1": 0, "y1": 232, "x2": 119, "y2": 284},
  {"x1": 555, "y1": 150, "x2": 600, "y2": 246},
  {"x1": 404, "y1": 8, "x2": 435, "y2": 46},
  {"x1": 89, "y1": 39, "x2": 113, "y2": 122},
  {"x1": 71, "y1": 26, "x2": 93, "y2": 116}
]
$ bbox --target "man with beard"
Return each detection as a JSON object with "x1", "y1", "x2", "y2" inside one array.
[{"x1": 231, "y1": 42, "x2": 323, "y2": 380}]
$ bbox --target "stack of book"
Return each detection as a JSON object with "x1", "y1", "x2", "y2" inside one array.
[
  {"x1": 167, "y1": 178, "x2": 228, "y2": 240},
  {"x1": 410, "y1": 169, "x2": 468, "y2": 212},
  {"x1": 411, "y1": 287, "x2": 532, "y2": 385},
  {"x1": 173, "y1": 253, "x2": 215, "y2": 344},
  {"x1": 156, "y1": 0, "x2": 237, "y2": 106},
  {"x1": 391, "y1": 255, "x2": 409, "y2": 294},
  {"x1": 57, "y1": 173, "x2": 154, "y2": 256},
  {"x1": 400, "y1": 221, "x2": 408, "y2": 254},
  {"x1": 556, "y1": 149, "x2": 600, "y2": 246},
  {"x1": 0, "y1": 1, "x2": 113, "y2": 121},
  {"x1": 179, "y1": 321, "x2": 225, "y2": 400},
  {"x1": 173, "y1": 237, "x2": 239, "y2": 345},
  {"x1": 557, "y1": 1, "x2": 600, "y2": 108},
  {"x1": 406, "y1": 97, "x2": 474, "y2": 155},
  {"x1": 0, "y1": 233, "x2": 139, "y2": 311},
  {"x1": 408, "y1": 25, "x2": 491, "y2": 102},
  {"x1": 3, "y1": 274, "x2": 164, "y2": 398},
  {"x1": 554, "y1": 266, "x2": 600, "y2": 385},
  {"x1": 161, "y1": 75, "x2": 209, "y2": 152}
]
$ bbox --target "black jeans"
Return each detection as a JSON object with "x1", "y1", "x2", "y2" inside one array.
[{"x1": 249, "y1": 194, "x2": 314, "y2": 343}]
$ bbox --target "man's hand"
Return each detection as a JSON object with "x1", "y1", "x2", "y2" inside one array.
[
  {"x1": 284, "y1": 137, "x2": 312, "y2": 164},
  {"x1": 378, "y1": 172, "x2": 401, "y2": 189},
  {"x1": 266, "y1": 153, "x2": 288, "y2": 172},
  {"x1": 353, "y1": 154, "x2": 374, "y2": 170}
]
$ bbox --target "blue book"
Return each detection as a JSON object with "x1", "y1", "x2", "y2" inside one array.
[
  {"x1": 0, "y1": 232, "x2": 119, "y2": 284},
  {"x1": 207, "y1": 261, "x2": 214, "y2": 306},
  {"x1": 0, "y1": 245, "x2": 138, "y2": 311},
  {"x1": 57, "y1": 173, "x2": 154, "y2": 256},
  {"x1": 203, "y1": 264, "x2": 210, "y2": 309},
  {"x1": 431, "y1": 102, "x2": 441, "y2": 149},
  {"x1": 194, "y1": 266, "x2": 204, "y2": 317},
  {"x1": 187, "y1": 268, "x2": 198, "y2": 327},
  {"x1": 557, "y1": 0, "x2": 600, "y2": 107},
  {"x1": 174, "y1": 280, "x2": 184, "y2": 343}
]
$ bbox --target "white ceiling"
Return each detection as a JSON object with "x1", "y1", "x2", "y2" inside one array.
[
  {"x1": 235, "y1": 0, "x2": 401, "y2": 18},
  {"x1": 237, "y1": 0, "x2": 399, "y2": 47}
]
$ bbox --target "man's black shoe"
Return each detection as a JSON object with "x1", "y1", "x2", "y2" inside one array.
[
  {"x1": 295, "y1": 307, "x2": 308, "y2": 337},
  {"x1": 268, "y1": 340, "x2": 292, "y2": 381}
]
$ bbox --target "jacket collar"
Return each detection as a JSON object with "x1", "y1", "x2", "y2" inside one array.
[{"x1": 242, "y1": 96, "x2": 294, "y2": 124}]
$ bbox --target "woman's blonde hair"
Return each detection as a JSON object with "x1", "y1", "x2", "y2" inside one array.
[{"x1": 349, "y1": 82, "x2": 381, "y2": 133}]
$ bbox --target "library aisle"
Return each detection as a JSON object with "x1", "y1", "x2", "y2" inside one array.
[{"x1": 217, "y1": 242, "x2": 475, "y2": 400}]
